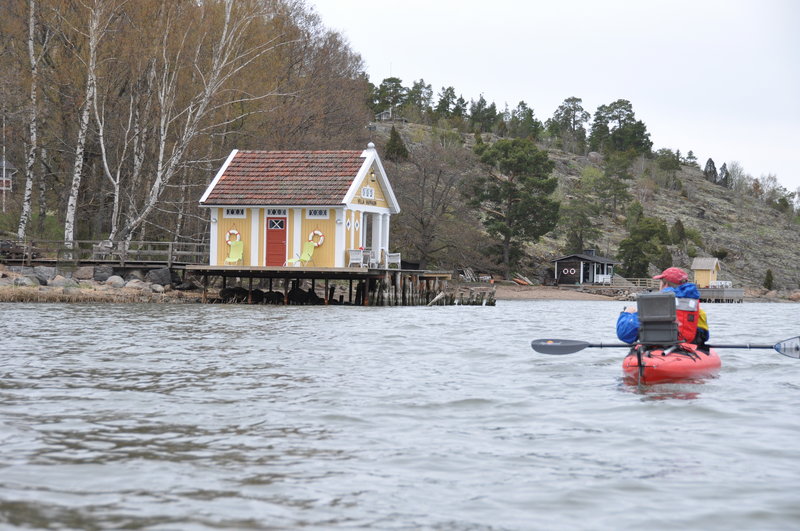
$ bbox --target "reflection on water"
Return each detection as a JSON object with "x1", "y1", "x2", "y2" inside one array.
[
  {"x1": 1, "y1": 301, "x2": 799, "y2": 529},
  {"x1": 619, "y1": 379, "x2": 711, "y2": 401}
]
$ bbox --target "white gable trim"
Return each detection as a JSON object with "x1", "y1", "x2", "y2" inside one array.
[
  {"x1": 200, "y1": 149, "x2": 238, "y2": 204},
  {"x1": 343, "y1": 144, "x2": 401, "y2": 213}
]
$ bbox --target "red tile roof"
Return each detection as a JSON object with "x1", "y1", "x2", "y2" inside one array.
[{"x1": 202, "y1": 150, "x2": 366, "y2": 206}]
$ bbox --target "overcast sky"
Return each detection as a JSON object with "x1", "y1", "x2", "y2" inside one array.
[{"x1": 308, "y1": 0, "x2": 800, "y2": 192}]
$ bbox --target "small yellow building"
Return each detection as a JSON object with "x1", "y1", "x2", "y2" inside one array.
[
  {"x1": 691, "y1": 257, "x2": 721, "y2": 288},
  {"x1": 199, "y1": 143, "x2": 400, "y2": 268}
]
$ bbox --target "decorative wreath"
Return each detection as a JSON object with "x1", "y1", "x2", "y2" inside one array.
[
  {"x1": 308, "y1": 229, "x2": 325, "y2": 247},
  {"x1": 225, "y1": 229, "x2": 241, "y2": 245}
]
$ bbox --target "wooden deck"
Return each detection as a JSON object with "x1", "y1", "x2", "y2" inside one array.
[
  {"x1": 185, "y1": 264, "x2": 474, "y2": 306},
  {"x1": 0, "y1": 239, "x2": 490, "y2": 306},
  {"x1": 699, "y1": 287, "x2": 745, "y2": 303}
]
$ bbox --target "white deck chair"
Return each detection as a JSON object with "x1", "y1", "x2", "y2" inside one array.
[
  {"x1": 347, "y1": 249, "x2": 365, "y2": 268},
  {"x1": 385, "y1": 252, "x2": 401, "y2": 269}
]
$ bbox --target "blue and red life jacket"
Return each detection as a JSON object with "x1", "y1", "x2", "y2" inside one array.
[
  {"x1": 616, "y1": 282, "x2": 704, "y2": 344},
  {"x1": 663, "y1": 283, "x2": 701, "y2": 343}
]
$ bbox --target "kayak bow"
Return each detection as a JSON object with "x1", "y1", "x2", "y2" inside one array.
[{"x1": 622, "y1": 343, "x2": 721, "y2": 384}]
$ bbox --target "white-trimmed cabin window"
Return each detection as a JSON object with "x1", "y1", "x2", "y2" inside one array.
[
  {"x1": 307, "y1": 208, "x2": 329, "y2": 219},
  {"x1": 224, "y1": 208, "x2": 246, "y2": 218},
  {"x1": 361, "y1": 186, "x2": 375, "y2": 199},
  {"x1": 266, "y1": 208, "x2": 287, "y2": 216}
]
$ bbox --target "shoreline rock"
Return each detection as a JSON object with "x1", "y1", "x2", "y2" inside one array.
[{"x1": 0, "y1": 264, "x2": 798, "y2": 304}]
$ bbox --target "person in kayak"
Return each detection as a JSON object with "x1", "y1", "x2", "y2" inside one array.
[{"x1": 616, "y1": 266, "x2": 710, "y2": 346}]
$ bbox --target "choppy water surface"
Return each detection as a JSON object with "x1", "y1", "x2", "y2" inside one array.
[{"x1": 1, "y1": 301, "x2": 799, "y2": 530}]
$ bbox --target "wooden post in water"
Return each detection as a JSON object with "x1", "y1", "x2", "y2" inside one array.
[{"x1": 248, "y1": 277, "x2": 253, "y2": 304}]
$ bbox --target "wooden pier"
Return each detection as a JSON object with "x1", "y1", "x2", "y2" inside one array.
[
  {"x1": 186, "y1": 265, "x2": 495, "y2": 306},
  {"x1": 699, "y1": 287, "x2": 745, "y2": 303},
  {"x1": 1, "y1": 239, "x2": 494, "y2": 306}
]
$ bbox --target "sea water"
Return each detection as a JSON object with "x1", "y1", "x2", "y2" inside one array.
[{"x1": 1, "y1": 301, "x2": 798, "y2": 530}]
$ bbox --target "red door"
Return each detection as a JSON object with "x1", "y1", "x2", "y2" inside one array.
[{"x1": 265, "y1": 217, "x2": 287, "y2": 265}]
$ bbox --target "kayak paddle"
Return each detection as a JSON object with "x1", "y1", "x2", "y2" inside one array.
[{"x1": 530, "y1": 336, "x2": 800, "y2": 359}]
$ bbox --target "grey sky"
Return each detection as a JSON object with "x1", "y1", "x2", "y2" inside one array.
[{"x1": 308, "y1": 0, "x2": 800, "y2": 192}]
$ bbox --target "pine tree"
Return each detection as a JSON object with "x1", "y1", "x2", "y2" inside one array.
[
  {"x1": 703, "y1": 158, "x2": 718, "y2": 182},
  {"x1": 717, "y1": 163, "x2": 729, "y2": 187},
  {"x1": 764, "y1": 269, "x2": 774, "y2": 290},
  {"x1": 384, "y1": 126, "x2": 409, "y2": 161},
  {"x1": 670, "y1": 219, "x2": 686, "y2": 242},
  {"x1": 466, "y1": 138, "x2": 559, "y2": 278}
]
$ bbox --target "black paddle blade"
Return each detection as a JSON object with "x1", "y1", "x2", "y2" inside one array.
[
  {"x1": 530, "y1": 339, "x2": 590, "y2": 355},
  {"x1": 775, "y1": 336, "x2": 800, "y2": 359}
]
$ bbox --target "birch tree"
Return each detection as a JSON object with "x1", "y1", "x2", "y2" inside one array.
[
  {"x1": 16, "y1": 0, "x2": 46, "y2": 239},
  {"x1": 62, "y1": 0, "x2": 115, "y2": 244},
  {"x1": 1, "y1": 0, "x2": 370, "y2": 243},
  {"x1": 114, "y1": 0, "x2": 296, "y2": 242}
]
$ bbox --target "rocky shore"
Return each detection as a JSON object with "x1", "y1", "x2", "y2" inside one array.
[
  {"x1": 1, "y1": 264, "x2": 798, "y2": 304},
  {"x1": 0, "y1": 264, "x2": 205, "y2": 304}
]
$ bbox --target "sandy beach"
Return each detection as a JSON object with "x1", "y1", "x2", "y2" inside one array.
[{"x1": 492, "y1": 283, "x2": 617, "y2": 301}]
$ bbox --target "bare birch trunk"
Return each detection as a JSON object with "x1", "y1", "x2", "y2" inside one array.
[
  {"x1": 63, "y1": 1, "x2": 109, "y2": 246},
  {"x1": 93, "y1": 91, "x2": 128, "y2": 241},
  {"x1": 117, "y1": 0, "x2": 286, "y2": 241},
  {"x1": 36, "y1": 175, "x2": 46, "y2": 234},
  {"x1": 173, "y1": 166, "x2": 187, "y2": 244},
  {"x1": 63, "y1": 88, "x2": 94, "y2": 244},
  {"x1": 17, "y1": 0, "x2": 40, "y2": 240}
]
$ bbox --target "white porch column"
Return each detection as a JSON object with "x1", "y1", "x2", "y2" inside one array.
[
  {"x1": 359, "y1": 211, "x2": 365, "y2": 247},
  {"x1": 209, "y1": 208, "x2": 219, "y2": 265},
  {"x1": 293, "y1": 208, "x2": 302, "y2": 253},
  {"x1": 381, "y1": 213, "x2": 390, "y2": 252},
  {"x1": 334, "y1": 207, "x2": 345, "y2": 267},
  {"x1": 371, "y1": 212, "x2": 382, "y2": 251},
  {"x1": 348, "y1": 209, "x2": 355, "y2": 250},
  {"x1": 250, "y1": 208, "x2": 259, "y2": 266}
]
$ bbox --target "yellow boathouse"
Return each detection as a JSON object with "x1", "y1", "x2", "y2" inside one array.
[
  {"x1": 199, "y1": 143, "x2": 400, "y2": 268},
  {"x1": 691, "y1": 257, "x2": 721, "y2": 288}
]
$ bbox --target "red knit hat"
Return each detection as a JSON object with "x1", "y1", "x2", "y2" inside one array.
[{"x1": 653, "y1": 267, "x2": 688, "y2": 284}]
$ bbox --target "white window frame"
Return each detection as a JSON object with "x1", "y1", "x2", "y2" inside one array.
[
  {"x1": 224, "y1": 207, "x2": 246, "y2": 218},
  {"x1": 306, "y1": 208, "x2": 329, "y2": 219},
  {"x1": 361, "y1": 186, "x2": 375, "y2": 199}
]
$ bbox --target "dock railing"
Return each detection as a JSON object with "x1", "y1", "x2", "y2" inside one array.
[
  {"x1": 1, "y1": 239, "x2": 209, "y2": 267},
  {"x1": 621, "y1": 277, "x2": 660, "y2": 290}
]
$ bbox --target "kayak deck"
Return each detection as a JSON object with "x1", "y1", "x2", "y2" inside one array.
[{"x1": 622, "y1": 344, "x2": 721, "y2": 384}]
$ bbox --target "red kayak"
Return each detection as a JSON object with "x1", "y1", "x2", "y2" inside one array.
[{"x1": 622, "y1": 343, "x2": 721, "y2": 384}]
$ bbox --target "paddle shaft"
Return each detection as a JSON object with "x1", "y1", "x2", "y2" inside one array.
[
  {"x1": 530, "y1": 337, "x2": 800, "y2": 357},
  {"x1": 585, "y1": 343, "x2": 778, "y2": 350}
]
